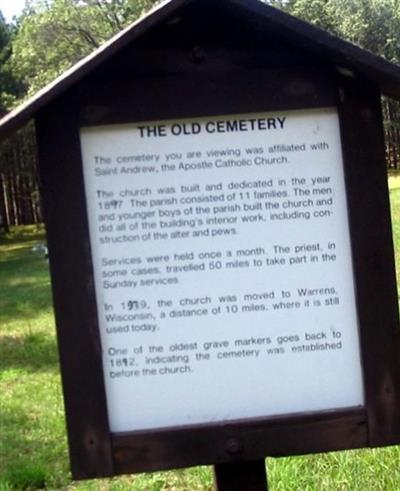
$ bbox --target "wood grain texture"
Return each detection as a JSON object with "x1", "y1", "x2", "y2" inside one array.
[
  {"x1": 337, "y1": 78, "x2": 400, "y2": 446},
  {"x1": 36, "y1": 101, "x2": 114, "y2": 479},
  {"x1": 112, "y1": 409, "x2": 367, "y2": 474}
]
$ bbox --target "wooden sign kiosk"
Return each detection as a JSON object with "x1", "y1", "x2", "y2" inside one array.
[{"x1": 2, "y1": 0, "x2": 400, "y2": 489}]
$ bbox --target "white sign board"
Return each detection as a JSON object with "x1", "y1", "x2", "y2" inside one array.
[{"x1": 80, "y1": 108, "x2": 364, "y2": 433}]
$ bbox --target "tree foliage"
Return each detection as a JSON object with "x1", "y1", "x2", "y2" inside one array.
[
  {"x1": 0, "y1": 11, "x2": 23, "y2": 113},
  {"x1": 279, "y1": 0, "x2": 400, "y2": 169},
  {"x1": 11, "y1": 0, "x2": 160, "y2": 95},
  {"x1": 279, "y1": 0, "x2": 400, "y2": 63},
  {"x1": 5, "y1": 0, "x2": 400, "y2": 105},
  {"x1": 0, "y1": 0, "x2": 161, "y2": 228}
]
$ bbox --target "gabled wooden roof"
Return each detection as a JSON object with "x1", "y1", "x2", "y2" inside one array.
[{"x1": 0, "y1": 0, "x2": 400, "y2": 139}]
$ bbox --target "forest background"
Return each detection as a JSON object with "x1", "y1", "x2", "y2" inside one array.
[{"x1": 0, "y1": 0, "x2": 399, "y2": 230}]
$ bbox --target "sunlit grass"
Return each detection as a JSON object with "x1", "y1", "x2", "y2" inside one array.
[
  {"x1": 388, "y1": 170, "x2": 400, "y2": 191},
  {"x1": 389, "y1": 173, "x2": 400, "y2": 292}
]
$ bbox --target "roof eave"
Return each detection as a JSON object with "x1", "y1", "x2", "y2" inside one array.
[
  {"x1": 0, "y1": 0, "x2": 399, "y2": 140},
  {"x1": 0, "y1": 0, "x2": 191, "y2": 140}
]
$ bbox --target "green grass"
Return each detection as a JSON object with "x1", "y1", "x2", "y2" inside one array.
[
  {"x1": 2, "y1": 179, "x2": 400, "y2": 491},
  {"x1": 389, "y1": 173, "x2": 400, "y2": 292},
  {"x1": 0, "y1": 226, "x2": 68, "y2": 490}
]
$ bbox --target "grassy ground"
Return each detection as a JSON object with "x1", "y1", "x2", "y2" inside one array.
[
  {"x1": 2, "y1": 176, "x2": 400, "y2": 490},
  {"x1": 389, "y1": 173, "x2": 400, "y2": 290}
]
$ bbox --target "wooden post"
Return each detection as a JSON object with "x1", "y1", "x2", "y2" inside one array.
[{"x1": 214, "y1": 460, "x2": 268, "y2": 491}]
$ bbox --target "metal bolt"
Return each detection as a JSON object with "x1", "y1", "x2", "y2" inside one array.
[
  {"x1": 225, "y1": 438, "x2": 242, "y2": 455},
  {"x1": 192, "y1": 46, "x2": 206, "y2": 63}
]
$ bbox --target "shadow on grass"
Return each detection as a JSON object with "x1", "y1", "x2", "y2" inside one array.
[
  {"x1": 0, "y1": 246, "x2": 53, "y2": 325},
  {"x1": 0, "y1": 407, "x2": 67, "y2": 490},
  {"x1": 0, "y1": 279, "x2": 53, "y2": 325},
  {"x1": 0, "y1": 411, "x2": 47, "y2": 490},
  {"x1": 0, "y1": 332, "x2": 59, "y2": 372},
  {"x1": 0, "y1": 224, "x2": 46, "y2": 245}
]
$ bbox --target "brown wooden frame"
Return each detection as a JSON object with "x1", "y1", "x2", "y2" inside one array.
[
  {"x1": 34, "y1": 61, "x2": 400, "y2": 479},
  {"x1": 26, "y1": 0, "x2": 400, "y2": 472}
]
